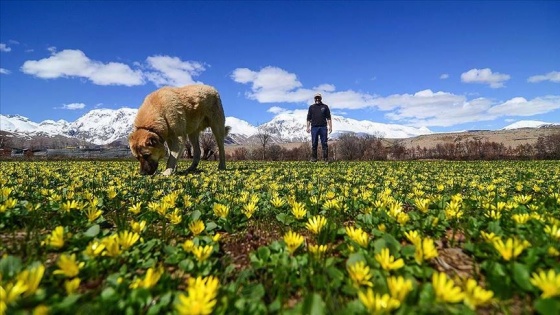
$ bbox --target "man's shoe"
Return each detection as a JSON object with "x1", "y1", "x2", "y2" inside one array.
[{"x1": 310, "y1": 158, "x2": 318, "y2": 162}]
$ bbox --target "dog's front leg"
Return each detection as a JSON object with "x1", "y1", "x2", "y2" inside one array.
[{"x1": 163, "y1": 139, "x2": 184, "y2": 176}]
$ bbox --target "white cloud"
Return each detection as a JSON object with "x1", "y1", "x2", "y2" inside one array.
[
  {"x1": 0, "y1": 43, "x2": 11, "y2": 52},
  {"x1": 267, "y1": 106, "x2": 287, "y2": 114},
  {"x1": 21, "y1": 50, "x2": 207, "y2": 87},
  {"x1": 233, "y1": 66, "x2": 560, "y2": 127},
  {"x1": 440, "y1": 73, "x2": 449, "y2": 79},
  {"x1": 488, "y1": 96, "x2": 560, "y2": 116},
  {"x1": 527, "y1": 71, "x2": 560, "y2": 83},
  {"x1": 144, "y1": 55, "x2": 205, "y2": 87},
  {"x1": 60, "y1": 103, "x2": 86, "y2": 110},
  {"x1": 461, "y1": 68, "x2": 510, "y2": 88},
  {"x1": 231, "y1": 66, "x2": 373, "y2": 106},
  {"x1": 0, "y1": 68, "x2": 10, "y2": 75},
  {"x1": 21, "y1": 49, "x2": 145, "y2": 86}
]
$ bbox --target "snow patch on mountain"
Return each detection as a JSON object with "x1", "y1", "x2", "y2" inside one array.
[{"x1": 503, "y1": 120, "x2": 559, "y2": 130}]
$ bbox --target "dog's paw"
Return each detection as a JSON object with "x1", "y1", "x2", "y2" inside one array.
[{"x1": 162, "y1": 168, "x2": 174, "y2": 176}]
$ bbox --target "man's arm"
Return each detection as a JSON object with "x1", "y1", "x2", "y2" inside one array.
[
  {"x1": 307, "y1": 120, "x2": 311, "y2": 133},
  {"x1": 327, "y1": 119, "x2": 332, "y2": 134}
]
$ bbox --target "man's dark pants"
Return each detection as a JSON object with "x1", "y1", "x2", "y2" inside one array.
[{"x1": 311, "y1": 126, "x2": 328, "y2": 161}]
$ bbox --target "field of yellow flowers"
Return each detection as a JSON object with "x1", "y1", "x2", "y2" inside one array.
[{"x1": 1, "y1": 160, "x2": 559, "y2": 314}]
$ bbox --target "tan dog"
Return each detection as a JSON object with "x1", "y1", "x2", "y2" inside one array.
[{"x1": 129, "y1": 84, "x2": 228, "y2": 175}]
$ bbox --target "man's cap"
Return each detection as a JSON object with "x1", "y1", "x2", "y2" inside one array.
[{"x1": 314, "y1": 93, "x2": 322, "y2": 99}]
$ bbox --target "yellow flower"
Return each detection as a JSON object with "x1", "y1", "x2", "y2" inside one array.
[
  {"x1": 182, "y1": 240, "x2": 195, "y2": 252},
  {"x1": 414, "y1": 238, "x2": 438, "y2": 265},
  {"x1": 129, "y1": 202, "x2": 142, "y2": 214},
  {"x1": 404, "y1": 230, "x2": 421, "y2": 245},
  {"x1": 175, "y1": 276, "x2": 220, "y2": 315},
  {"x1": 432, "y1": 272, "x2": 464, "y2": 304},
  {"x1": 375, "y1": 248, "x2": 404, "y2": 271},
  {"x1": 64, "y1": 278, "x2": 80, "y2": 295},
  {"x1": 512, "y1": 213, "x2": 530, "y2": 224},
  {"x1": 213, "y1": 203, "x2": 229, "y2": 219},
  {"x1": 414, "y1": 198, "x2": 430, "y2": 213},
  {"x1": 42, "y1": 226, "x2": 65, "y2": 249},
  {"x1": 463, "y1": 278, "x2": 493, "y2": 310},
  {"x1": 166, "y1": 209, "x2": 182, "y2": 225},
  {"x1": 358, "y1": 289, "x2": 401, "y2": 314},
  {"x1": 291, "y1": 202, "x2": 307, "y2": 219},
  {"x1": 387, "y1": 276, "x2": 413, "y2": 302},
  {"x1": 548, "y1": 246, "x2": 560, "y2": 257},
  {"x1": 484, "y1": 210, "x2": 501, "y2": 220},
  {"x1": 84, "y1": 240, "x2": 105, "y2": 258},
  {"x1": 396, "y1": 212, "x2": 410, "y2": 225},
  {"x1": 305, "y1": 215, "x2": 327, "y2": 234},
  {"x1": 60, "y1": 200, "x2": 79, "y2": 213},
  {"x1": 492, "y1": 237, "x2": 530, "y2": 261},
  {"x1": 480, "y1": 231, "x2": 500, "y2": 243},
  {"x1": 84, "y1": 205, "x2": 102, "y2": 223},
  {"x1": 192, "y1": 245, "x2": 213, "y2": 262},
  {"x1": 513, "y1": 194, "x2": 532, "y2": 205},
  {"x1": 53, "y1": 254, "x2": 84, "y2": 278},
  {"x1": 118, "y1": 231, "x2": 140, "y2": 250},
  {"x1": 189, "y1": 220, "x2": 205, "y2": 236},
  {"x1": 530, "y1": 269, "x2": 560, "y2": 298},
  {"x1": 130, "y1": 220, "x2": 147, "y2": 234},
  {"x1": 16, "y1": 264, "x2": 45, "y2": 296},
  {"x1": 544, "y1": 225, "x2": 560, "y2": 240},
  {"x1": 1, "y1": 279, "x2": 28, "y2": 311},
  {"x1": 212, "y1": 233, "x2": 222, "y2": 242},
  {"x1": 345, "y1": 226, "x2": 369, "y2": 248},
  {"x1": 347, "y1": 261, "x2": 373, "y2": 287},
  {"x1": 308, "y1": 244, "x2": 328, "y2": 256},
  {"x1": 101, "y1": 234, "x2": 121, "y2": 257},
  {"x1": 130, "y1": 266, "x2": 164, "y2": 289},
  {"x1": 322, "y1": 198, "x2": 341, "y2": 211},
  {"x1": 284, "y1": 231, "x2": 304, "y2": 254},
  {"x1": 242, "y1": 201, "x2": 258, "y2": 219},
  {"x1": 106, "y1": 186, "x2": 117, "y2": 199},
  {"x1": 377, "y1": 224, "x2": 386, "y2": 232},
  {"x1": 32, "y1": 305, "x2": 49, "y2": 315},
  {"x1": 270, "y1": 196, "x2": 286, "y2": 208}
]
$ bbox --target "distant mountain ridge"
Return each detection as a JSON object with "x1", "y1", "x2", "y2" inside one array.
[{"x1": 1, "y1": 109, "x2": 558, "y2": 146}]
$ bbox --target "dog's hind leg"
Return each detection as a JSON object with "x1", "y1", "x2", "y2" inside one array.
[
  {"x1": 210, "y1": 124, "x2": 226, "y2": 170},
  {"x1": 186, "y1": 132, "x2": 201, "y2": 171},
  {"x1": 162, "y1": 137, "x2": 185, "y2": 176}
]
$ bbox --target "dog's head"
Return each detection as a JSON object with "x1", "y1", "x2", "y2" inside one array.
[{"x1": 128, "y1": 128, "x2": 166, "y2": 175}]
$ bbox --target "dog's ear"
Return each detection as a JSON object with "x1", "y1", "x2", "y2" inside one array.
[{"x1": 147, "y1": 132, "x2": 161, "y2": 147}]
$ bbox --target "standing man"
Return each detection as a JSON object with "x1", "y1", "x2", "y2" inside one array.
[{"x1": 306, "y1": 93, "x2": 332, "y2": 162}]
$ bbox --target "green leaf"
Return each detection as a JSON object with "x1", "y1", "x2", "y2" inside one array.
[
  {"x1": 0, "y1": 255, "x2": 22, "y2": 279},
  {"x1": 56, "y1": 294, "x2": 81, "y2": 309},
  {"x1": 257, "y1": 246, "x2": 271, "y2": 261},
  {"x1": 300, "y1": 293, "x2": 326, "y2": 315},
  {"x1": 84, "y1": 224, "x2": 100, "y2": 238},
  {"x1": 512, "y1": 262, "x2": 533, "y2": 292},
  {"x1": 534, "y1": 298, "x2": 560, "y2": 315},
  {"x1": 401, "y1": 244, "x2": 416, "y2": 258},
  {"x1": 205, "y1": 221, "x2": 218, "y2": 232},
  {"x1": 383, "y1": 233, "x2": 401, "y2": 252},
  {"x1": 101, "y1": 287, "x2": 117, "y2": 301},
  {"x1": 190, "y1": 210, "x2": 202, "y2": 221}
]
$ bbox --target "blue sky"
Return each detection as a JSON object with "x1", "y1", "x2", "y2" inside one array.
[{"x1": 1, "y1": 1, "x2": 559, "y2": 132}]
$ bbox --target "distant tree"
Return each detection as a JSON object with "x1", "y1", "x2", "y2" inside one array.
[
  {"x1": 268, "y1": 144, "x2": 284, "y2": 161},
  {"x1": 199, "y1": 129, "x2": 217, "y2": 160},
  {"x1": 256, "y1": 125, "x2": 272, "y2": 160}
]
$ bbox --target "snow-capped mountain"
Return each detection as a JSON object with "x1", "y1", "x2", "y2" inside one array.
[
  {"x1": 1, "y1": 108, "x2": 438, "y2": 146},
  {"x1": 503, "y1": 120, "x2": 560, "y2": 130},
  {"x1": 66, "y1": 108, "x2": 137, "y2": 144},
  {"x1": 259, "y1": 112, "x2": 432, "y2": 141}
]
